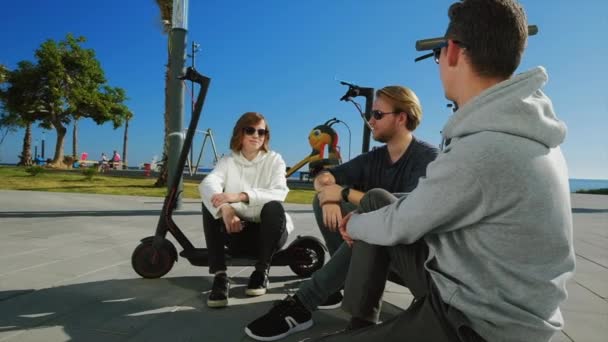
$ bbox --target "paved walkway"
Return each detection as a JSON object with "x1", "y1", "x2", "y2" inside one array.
[{"x1": 0, "y1": 190, "x2": 605, "y2": 341}]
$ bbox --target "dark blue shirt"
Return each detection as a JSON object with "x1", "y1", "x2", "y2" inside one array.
[{"x1": 329, "y1": 137, "x2": 438, "y2": 193}]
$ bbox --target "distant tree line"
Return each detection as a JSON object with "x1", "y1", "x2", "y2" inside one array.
[{"x1": 0, "y1": 34, "x2": 132, "y2": 167}]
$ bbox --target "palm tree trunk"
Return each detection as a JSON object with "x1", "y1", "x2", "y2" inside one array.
[
  {"x1": 155, "y1": 50, "x2": 170, "y2": 187},
  {"x1": 122, "y1": 118, "x2": 129, "y2": 169},
  {"x1": 72, "y1": 118, "x2": 78, "y2": 159},
  {"x1": 51, "y1": 120, "x2": 68, "y2": 167},
  {"x1": 18, "y1": 122, "x2": 33, "y2": 166}
]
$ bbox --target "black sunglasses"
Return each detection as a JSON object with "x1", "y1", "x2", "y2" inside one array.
[
  {"x1": 371, "y1": 110, "x2": 400, "y2": 120},
  {"x1": 433, "y1": 42, "x2": 448, "y2": 64},
  {"x1": 243, "y1": 127, "x2": 268, "y2": 136},
  {"x1": 414, "y1": 40, "x2": 466, "y2": 63}
]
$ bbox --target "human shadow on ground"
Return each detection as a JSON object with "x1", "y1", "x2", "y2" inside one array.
[{"x1": 0, "y1": 276, "x2": 390, "y2": 341}]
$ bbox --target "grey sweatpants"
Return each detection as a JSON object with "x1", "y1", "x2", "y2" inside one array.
[
  {"x1": 314, "y1": 195, "x2": 485, "y2": 342},
  {"x1": 295, "y1": 189, "x2": 396, "y2": 311}
]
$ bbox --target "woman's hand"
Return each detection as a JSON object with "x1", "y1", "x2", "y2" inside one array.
[
  {"x1": 338, "y1": 211, "x2": 355, "y2": 247},
  {"x1": 322, "y1": 203, "x2": 342, "y2": 232},
  {"x1": 211, "y1": 192, "x2": 242, "y2": 208},
  {"x1": 220, "y1": 205, "x2": 243, "y2": 234}
]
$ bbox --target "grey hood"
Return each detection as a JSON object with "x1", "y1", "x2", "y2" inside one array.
[{"x1": 443, "y1": 67, "x2": 566, "y2": 148}]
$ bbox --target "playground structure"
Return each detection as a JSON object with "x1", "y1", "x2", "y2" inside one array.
[{"x1": 185, "y1": 128, "x2": 219, "y2": 176}]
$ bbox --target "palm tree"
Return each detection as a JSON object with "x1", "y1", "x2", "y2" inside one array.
[
  {"x1": 122, "y1": 111, "x2": 133, "y2": 169},
  {"x1": 154, "y1": 0, "x2": 172, "y2": 186}
]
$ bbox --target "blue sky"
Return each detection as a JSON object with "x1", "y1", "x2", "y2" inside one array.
[{"x1": 1, "y1": 0, "x2": 606, "y2": 179}]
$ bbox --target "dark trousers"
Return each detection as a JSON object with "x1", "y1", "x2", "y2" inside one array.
[
  {"x1": 202, "y1": 201, "x2": 288, "y2": 274},
  {"x1": 312, "y1": 194, "x2": 357, "y2": 256},
  {"x1": 316, "y1": 190, "x2": 484, "y2": 342}
]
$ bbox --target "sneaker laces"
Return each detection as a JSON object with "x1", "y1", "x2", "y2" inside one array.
[{"x1": 268, "y1": 296, "x2": 298, "y2": 316}]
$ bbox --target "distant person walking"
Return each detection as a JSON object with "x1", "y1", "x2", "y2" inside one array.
[{"x1": 110, "y1": 150, "x2": 121, "y2": 169}]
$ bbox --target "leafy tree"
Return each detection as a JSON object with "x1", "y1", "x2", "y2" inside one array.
[
  {"x1": 32, "y1": 33, "x2": 132, "y2": 167},
  {"x1": 0, "y1": 64, "x2": 13, "y2": 149},
  {"x1": 0, "y1": 61, "x2": 43, "y2": 166}
]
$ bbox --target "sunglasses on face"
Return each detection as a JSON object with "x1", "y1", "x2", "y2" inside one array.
[
  {"x1": 371, "y1": 110, "x2": 400, "y2": 120},
  {"x1": 433, "y1": 42, "x2": 447, "y2": 64},
  {"x1": 243, "y1": 127, "x2": 268, "y2": 136},
  {"x1": 414, "y1": 40, "x2": 466, "y2": 64}
]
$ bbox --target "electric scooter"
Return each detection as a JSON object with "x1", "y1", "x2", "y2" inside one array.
[{"x1": 131, "y1": 67, "x2": 327, "y2": 279}]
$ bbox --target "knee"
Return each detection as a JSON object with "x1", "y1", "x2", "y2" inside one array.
[
  {"x1": 261, "y1": 201, "x2": 285, "y2": 218},
  {"x1": 359, "y1": 188, "x2": 394, "y2": 212}
]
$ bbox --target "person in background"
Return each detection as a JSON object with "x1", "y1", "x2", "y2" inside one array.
[{"x1": 109, "y1": 150, "x2": 121, "y2": 169}]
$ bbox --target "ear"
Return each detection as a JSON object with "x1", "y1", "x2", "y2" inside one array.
[
  {"x1": 398, "y1": 111, "x2": 408, "y2": 128},
  {"x1": 446, "y1": 40, "x2": 463, "y2": 67}
]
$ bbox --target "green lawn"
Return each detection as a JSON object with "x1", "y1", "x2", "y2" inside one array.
[{"x1": 0, "y1": 166, "x2": 316, "y2": 204}]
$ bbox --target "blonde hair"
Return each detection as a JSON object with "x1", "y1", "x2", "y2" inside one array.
[
  {"x1": 230, "y1": 112, "x2": 270, "y2": 152},
  {"x1": 376, "y1": 86, "x2": 422, "y2": 131}
]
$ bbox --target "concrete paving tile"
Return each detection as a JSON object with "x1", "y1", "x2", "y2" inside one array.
[
  {"x1": 561, "y1": 282, "x2": 608, "y2": 315},
  {"x1": 573, "y1": 257, "x2": 608, "y2": 299},
  {"x1": 0, "y1": 255, "x2": 64, "y2": 277},
  {"x1": 551, "y1": 331, "x2": 574, "y2": 341},
  {"x1": 561, "y1": 311, "x2": 608, "y2": 342}
]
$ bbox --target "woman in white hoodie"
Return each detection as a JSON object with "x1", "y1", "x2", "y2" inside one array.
[{"x1": 199, "y1": 112, "x2": 292, "y2": 308}]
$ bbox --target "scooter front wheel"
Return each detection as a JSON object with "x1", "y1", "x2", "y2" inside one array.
[{"x1": 131, "y1": 238, "x2": 176, "y2": 279}]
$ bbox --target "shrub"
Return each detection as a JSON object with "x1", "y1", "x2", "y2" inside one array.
[
  {"x1": 82, "y1": 167, "x2": 98, "y2": 181},
  {"x1": 25, "y1": 165, "x2": 46, "y2": 176}
]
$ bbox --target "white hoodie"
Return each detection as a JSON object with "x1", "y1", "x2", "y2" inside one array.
[{"x1": 199, "y1": 150, "x2": 293, "y2": 233}]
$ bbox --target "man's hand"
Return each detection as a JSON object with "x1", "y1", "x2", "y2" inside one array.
[
  {"x1": 313, "y1": 171, "x2": 335, "y2": 191},
  {"x1": 318, "y1": 184, "x2": 343, "y2": 205},
  {"x1": 322, "y1": 203, "x2": 342, "y2": 232},
  {"x1": 338, "y1": 211, "x2": 355, "y2": 247},
  {"x1": 220, "y1": 205, "x2": 242, "y2": 234},
  {"x1": 211, "y1": 192, "x2": 242, "y2": 208}
]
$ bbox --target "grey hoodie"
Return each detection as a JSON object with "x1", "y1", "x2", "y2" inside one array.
[{"x1": 347, "y1": 67, "x2": 575, "y2": 342}]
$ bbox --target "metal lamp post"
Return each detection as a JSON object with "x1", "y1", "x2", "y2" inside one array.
[{"x1": 167, "y1": 0, "x2": 189, "y2": 209}]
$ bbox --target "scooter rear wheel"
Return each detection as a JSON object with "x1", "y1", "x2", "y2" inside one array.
[
  {"x1": 288, "y1": 238, "x2": 326, "y2": 278},
  {"x1": 132, "y1": 239, "x2": 176, "y2": 279}
]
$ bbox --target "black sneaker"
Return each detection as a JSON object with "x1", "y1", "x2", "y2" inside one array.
[
  {"x1": 246, "y1": 269, "x2": 269, "y2": 296},
  {"x1": 207, "y1": 273, "x2": 229, "y2": 308},
  {"x1": 317, "y1": 291, "x2": 343, "y2": 310},
  {"x1": 245, "y1": 295, "x2": 313, "y2": 341}
]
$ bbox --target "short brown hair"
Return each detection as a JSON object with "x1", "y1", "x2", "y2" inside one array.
[
  {"x1": 446, "y1": 0, "x2": 528, "y2": 79},
  {"x1": 376, "y1": 86, "x2": 422, "y2": 131},
  {"x1": 230, "y1": 112, "x2": 270, "y2": 152}
]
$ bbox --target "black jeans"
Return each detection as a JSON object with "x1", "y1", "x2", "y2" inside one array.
[{"x1": 202, "y1": 201, "x2": 288, "y2": 274}]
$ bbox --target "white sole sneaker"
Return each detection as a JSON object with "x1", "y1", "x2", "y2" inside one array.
[
  {"x1": 244, "y1": 319, "x2": 313, "y2": 341},
  {"x1": 207, "y1": 298, "x2": 228, "y2": 308},
  {"x1": 245, "y1": 287, "x2": 268, "y2": 296}
]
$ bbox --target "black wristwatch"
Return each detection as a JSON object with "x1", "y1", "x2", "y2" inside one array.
[{"x1": 341, "y1": 186, "x2": 351, "y2": 203}]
